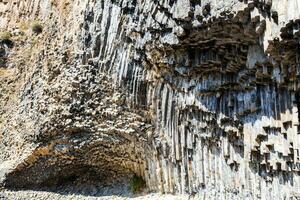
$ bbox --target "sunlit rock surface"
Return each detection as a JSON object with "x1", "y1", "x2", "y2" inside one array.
[{"x1": 0, "y1": 0, "x2": 300, "y2": 199}]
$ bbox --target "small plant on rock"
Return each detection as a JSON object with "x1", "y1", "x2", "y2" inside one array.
[
  {"x1": 31, "y1": 22, "x2": 43, "y2": 34},
  {"x1": 0, "y1": 31, "x2": 12, "y2": 43},
  {"x1": 130, "y1": 175, "x2": 145, "y2": 193}
]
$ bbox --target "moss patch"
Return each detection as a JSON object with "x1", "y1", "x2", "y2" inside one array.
[
  {"x1": 31, "y1": 22, "x2": 43, "y2": 34},
  {"x1": 130, "y1": 175, "x2": 145, "y2": 193}
]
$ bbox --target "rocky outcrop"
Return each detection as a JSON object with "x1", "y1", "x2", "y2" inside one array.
[{"x1": 0, "y1": 0, "x2": 300, "y2": 199}]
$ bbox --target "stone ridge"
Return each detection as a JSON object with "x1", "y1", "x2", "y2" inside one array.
[{"x1": 0, "y1": 0, "x2": 300, "y2": 199}]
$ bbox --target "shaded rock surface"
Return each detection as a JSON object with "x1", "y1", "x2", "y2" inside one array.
[{"x1": 0, "y1": 0, "x2": 300, "y2": 199}]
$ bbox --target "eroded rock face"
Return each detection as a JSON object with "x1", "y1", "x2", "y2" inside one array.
[{"x1": 0, "y1": 0, "x2": 300, "y2": 199}]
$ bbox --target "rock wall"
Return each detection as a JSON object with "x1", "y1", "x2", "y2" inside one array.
[{"x1": 0, "y1": 0, "x2": 300, "y2": 199}]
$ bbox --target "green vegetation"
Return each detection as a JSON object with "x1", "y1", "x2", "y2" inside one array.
[
  {"x1": 31, "y1": 22, "x2": 43, "y2": 34},
  {"x1": 130, "y1": 175, "x2": 145, "y2": 193},
  {"x1": 0, "y1": 31, "x2": 12, "y2": 43}
]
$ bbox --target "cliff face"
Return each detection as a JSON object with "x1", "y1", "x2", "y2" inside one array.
[{"x1": 0, "y1": 0, "x2": 300, "y2": 199}]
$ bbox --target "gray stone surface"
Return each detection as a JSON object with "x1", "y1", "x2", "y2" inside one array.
[{"x1": 0, "y1": 0, "x2": 300, "y2": 199}]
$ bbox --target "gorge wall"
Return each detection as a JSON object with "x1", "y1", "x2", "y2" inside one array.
[{"x1": 0, "y1": 0, "x2": 300, "y2": 199}]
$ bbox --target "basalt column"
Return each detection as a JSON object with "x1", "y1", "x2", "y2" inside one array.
[{"x1": 0, "y1": 0, "x2": 300, "y2": 199}]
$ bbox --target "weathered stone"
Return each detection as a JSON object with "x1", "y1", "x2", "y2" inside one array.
[{"x1": 0, "y1": 0, "x2": 300, "y2": 199}]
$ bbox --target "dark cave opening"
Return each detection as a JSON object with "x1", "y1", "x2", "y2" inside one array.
[{"x1": 4, "y1": 161, "x2": 140, "y2": 197}]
